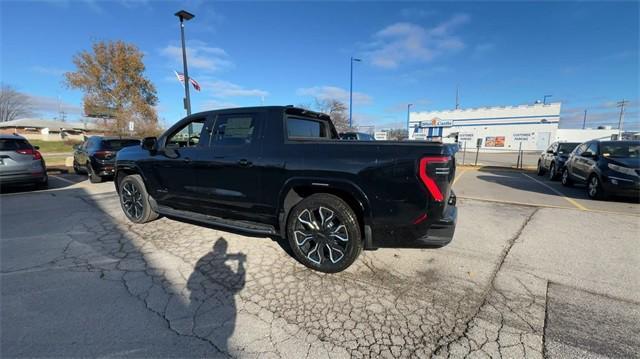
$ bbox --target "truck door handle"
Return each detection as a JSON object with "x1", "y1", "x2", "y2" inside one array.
[
  {"x1": 183, "y1": 157, "x2": 192, "y2": 163},
  {"x1": 238, "y1": 159, "x2": 252, "y2": 167}
]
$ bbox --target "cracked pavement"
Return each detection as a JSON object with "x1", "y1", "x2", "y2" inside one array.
[{"x1": 1, "y1": 181, "x2": 639, "y2": 358}]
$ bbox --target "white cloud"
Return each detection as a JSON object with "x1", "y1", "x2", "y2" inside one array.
[
  {"x1": 27, "y1": 94, "x2": 83, "y2": 116},
  {"x1": 296, "y1": 86, "x2": 372, "y2": 105},
  {"x1": 31, "y1": 66, "x2": 67, "y2": 76},
  {"x1": 204, "y1": 80, "x2": 268, "y2": 98},
  {"x1": 364, "y1": 14, "x2": 470, "y2": 69},
  {"x1": 160, "y1": 40, "x2": 233, "y2": 73},
  {"x1": 199, "y1": 99, "x2": 239, "y2": 111}
]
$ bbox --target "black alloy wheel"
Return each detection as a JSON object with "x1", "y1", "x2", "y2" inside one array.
[
  {"x1": 537, "y1": 161, "x2": 545, "y2": 176},
  {"x1": 548, "y1": 163, "x2": 557, "y2": 180},
  {"x1": 587, "y1": 175, "x2": 606, "y2": 200},
  {"x1": 119, "y1": 174, "x2": 159, "y2": 223},
  {"x1": 287, "y1": 193, "x2": 362, "y2": 273},
  {"x1": 561, "y1": 168, "x2": 573, "y2": 187}
]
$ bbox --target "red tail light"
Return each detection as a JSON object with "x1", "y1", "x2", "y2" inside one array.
[
  {"x1": 419, "y1": 156, "x2": 450, "y2": 202},
  {"x1": 94, "y1": 150, "x2": 114, "y2": 160},
  {"x1": 16, "y1": 148, "x2": 42, "y2": 160}
]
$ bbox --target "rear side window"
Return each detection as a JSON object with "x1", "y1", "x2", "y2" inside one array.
[
  {"x1": 210, "y1": 116, "x2": 255, "y2": 146},
  {"x1": 102, "y1": 139, "x2": 140, "y2": 151},
  {"x1": 0, "y1": 139, "x2": 31, "y2": 151},
  {"x1": 287, "y1": 117, "x2": 330, "y2": 139}
]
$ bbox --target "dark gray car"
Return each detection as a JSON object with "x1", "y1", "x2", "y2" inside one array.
[{"x1": 0, "y1": 134, "x2": 48, "y2": 188}]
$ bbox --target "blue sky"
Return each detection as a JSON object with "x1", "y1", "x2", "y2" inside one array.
[{"x1": 1, "y1": 0, "x2": 638, "y2": 130}]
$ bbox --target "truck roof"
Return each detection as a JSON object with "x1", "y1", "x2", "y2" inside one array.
[{"x1": 195, "y1": 106, "x2": 331, "y2": 121}]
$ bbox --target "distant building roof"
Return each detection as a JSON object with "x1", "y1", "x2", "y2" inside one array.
[{"x1": 0, "y1": 118, "x2": 99, "y2": 131}]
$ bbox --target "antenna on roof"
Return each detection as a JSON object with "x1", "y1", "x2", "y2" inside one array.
[{"x1": 455, "y1": 85, "x2": 460, "y2": 109}]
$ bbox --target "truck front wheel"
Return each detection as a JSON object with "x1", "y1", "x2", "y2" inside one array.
[
  {"x1": 118, "y1": 174, "x2": 159, "y2": 224},
  {"x1": 286, "y1": 193, "x2": 363, "y2": 273}
]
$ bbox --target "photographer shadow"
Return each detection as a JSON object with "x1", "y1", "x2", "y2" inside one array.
[{"x1": 187, "y1": 237, "x2": 246, "y2": 355}]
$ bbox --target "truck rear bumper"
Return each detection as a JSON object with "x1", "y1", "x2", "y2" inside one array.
[{"x1": 368, "y1": 205, "x2": 457, "y2": 249}]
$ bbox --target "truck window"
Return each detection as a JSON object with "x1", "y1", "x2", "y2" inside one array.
[
  {"x1": 166, "y1": 119, "x2": 205, "y2": 148},
  {"x1": 210, "y1": 116, "x2": 255, "y2": 146},
  {"x1": 287, "y1": 117, "x2": 330, "y2": 139}
]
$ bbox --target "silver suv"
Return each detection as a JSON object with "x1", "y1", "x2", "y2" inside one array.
[{"x1": 0, "y1": 134, "x2": 48, "y2": 188}]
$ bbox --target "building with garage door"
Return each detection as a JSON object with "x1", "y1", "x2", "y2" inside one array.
[{"x1": 409, "y1": 102, "x2": 561, "y2": 151}]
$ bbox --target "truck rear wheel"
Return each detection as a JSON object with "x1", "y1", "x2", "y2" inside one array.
[
  {"x1": 286, "y1": 193, "x2": 363, "y2": 273},
  {"x1": 118, "y1": 174, "x2": 159, "y2": 224}
]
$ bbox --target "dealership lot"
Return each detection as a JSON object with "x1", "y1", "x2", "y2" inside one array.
[{"x1": 2, "y1": 169, "x2": 639, "y2": 358}]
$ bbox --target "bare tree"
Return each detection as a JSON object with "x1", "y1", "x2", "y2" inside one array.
[
  {"x1": 315, "y1": 98, "x2": 351, "y2": 133},
  {"x1": 0, "y1": 84, "x2": 33, "y2": 122},
  {"x1": 387, "y1": 128, "x2": 408, "y2": 141}
]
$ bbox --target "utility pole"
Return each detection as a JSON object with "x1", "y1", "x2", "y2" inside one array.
[
  {"x1": 582, "y1": 109, "x2": 587, "y2": 129},
  {"x1": 407, "y1": 103, "x2": 413, "y2": 139},
  {"x1": 349, "y1": 57, "x2": 361, "y2": 128},
  {"x1": 455, "y1": 85, "x2": 460, "y2": 109},
  {"x1": 617, "y1": 99, "x2": 628, "y2": 138}
]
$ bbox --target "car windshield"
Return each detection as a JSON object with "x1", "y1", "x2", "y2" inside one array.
[
  {"x1": 600, "y1": 142, "x2": 640, "y2": 158},
  {"x1": 557, "y1": 143, "x2": 578, "y2": 154},
  {"x1": 102, "y1": 139, "x2": 140, "y2": 151}
]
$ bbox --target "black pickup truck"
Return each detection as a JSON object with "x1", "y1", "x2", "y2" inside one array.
[{"x1": 115, "y1": 106, "x2": 458, "y2": 272}]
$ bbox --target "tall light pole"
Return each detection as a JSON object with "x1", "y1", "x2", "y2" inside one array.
[
  {"x1": 349, "y1": 57, "x2": 361, "y2": 128},
  {"x1": 543, "y1": 94, "x2": 552, "y2": 105},
  {"x1": 407, "y1": 103, "x2": 413, "y2": 139},
  {"x1": 175, "y1": 10, "x2": 195, "y2": 116}
]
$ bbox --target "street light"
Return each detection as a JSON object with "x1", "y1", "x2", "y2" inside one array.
[
  {"x1": 407, "y1": 104, "x2": 413, "y2": 139},
  {"x1": 543, "y1": 94, "x2": 552, "y2": 105},
  {"x1": 349, "y1": 57, "x2": 361, "y2": 128},
  {"x1": 175, "y1": 10, "x2": 195, "y2": 116}
]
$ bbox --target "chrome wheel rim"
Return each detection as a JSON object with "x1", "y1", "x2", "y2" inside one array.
[
  {"x1": 294, "y1": 206, "x2": 349, "y2": 265},
  {"x1": 549, "y1": 164, "x2": 555, "y2": 179},
  {"x1": 121, "y1": 181, "x2": 144, "y2": 220},
  {"x1": 589, "y1": 177, "x2": 598, "y2": 197},
  {"x1": 562, "y1": 170, "x2": 568, "y2": 183}
]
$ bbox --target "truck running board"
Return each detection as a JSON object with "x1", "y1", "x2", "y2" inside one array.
[{"x1": 156, "y1": 205, "x2": 277, "y2": 236}]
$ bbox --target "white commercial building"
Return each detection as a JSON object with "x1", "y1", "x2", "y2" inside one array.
[{"x1": 409, "y1": 102, "x2": 562, "y2": 151}]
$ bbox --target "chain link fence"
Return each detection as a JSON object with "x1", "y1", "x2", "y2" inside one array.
[{"x1": 455, "y1": 145, "x2": 540, "y2": 168}]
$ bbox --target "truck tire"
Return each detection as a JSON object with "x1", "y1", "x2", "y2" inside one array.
[
  {"x1": 118, "y1": 174, "x2": 159, "y2": 224},
  {"x1": 88, "y1": 163, "x2": 102, "y2": 183},
  {"x1": 286, "y1": 193, "x2": 363, "y2": 273}
]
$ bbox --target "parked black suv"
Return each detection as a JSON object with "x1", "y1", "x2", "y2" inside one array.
[
  {"x1": 73, "y1": 136, "x2": 140, "y2": 183},
  {"x1": 537, "y1": 141, "x2": 580, "y2": 180},
  {"x1": 115, "y1": 106, "x2": 458, "y2": 272},
  {"x1": 561, "y1": 140, "x2": 640, "y2": 200}
]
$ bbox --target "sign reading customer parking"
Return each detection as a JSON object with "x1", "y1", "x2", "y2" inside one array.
[{"x1": 420, "y1": 117, "x2": 453, "y2": 128}]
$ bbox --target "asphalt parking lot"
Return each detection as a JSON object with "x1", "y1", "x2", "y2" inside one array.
[{"x1": 1, "y1": 168, "x2": 639, "y2": 358}]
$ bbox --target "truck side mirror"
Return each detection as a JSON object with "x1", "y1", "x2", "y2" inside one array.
[{"x1": 142, "y1": 137, "x2": 157, "y2": 151}]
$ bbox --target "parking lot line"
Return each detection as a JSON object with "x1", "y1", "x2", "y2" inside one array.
[
  {"x1": 50, "y1": 175, "x2": 76, "y2": 185},
  {"x1": 458, "y1": 195, "x2": 638, "y2": 217},
  {"x1": 453, "y1": 168, "x2": 467, "y2": 186},
  {"x1": 521, "y1": 173, "x2": 589, "y2": 211}
]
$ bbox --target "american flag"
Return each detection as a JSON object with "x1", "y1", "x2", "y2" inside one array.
[{"x1": 174, "y1": 70, "x2": 201, "y2": 92}]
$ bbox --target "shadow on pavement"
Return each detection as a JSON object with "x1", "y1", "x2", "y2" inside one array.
[{"x1": 1, "y1": 186, "x2": 243, "y2": 357}]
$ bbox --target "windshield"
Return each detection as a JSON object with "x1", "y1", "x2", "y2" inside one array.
[
  {"x1": 600, "y1": 142, "x2": 640, "y2": 158},
  {"x1": 102, "y1": 139, "x2": 140, "y2": 151},
  {"x1": 557, "y1": 143, "x2": 578, "y2": 154}
]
